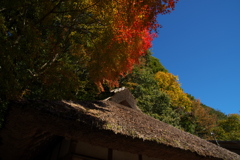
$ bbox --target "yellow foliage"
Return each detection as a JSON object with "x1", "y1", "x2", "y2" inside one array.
[{"x1": 155, "y1": 71, "x2": 191, "y2": 112}]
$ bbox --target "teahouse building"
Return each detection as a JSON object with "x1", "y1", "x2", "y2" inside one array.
[{"x1": 0, "y1": 89, "x2": 239, "y2": 160}]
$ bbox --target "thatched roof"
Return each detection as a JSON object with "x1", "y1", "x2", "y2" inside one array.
[
  {"x1": 107, "y1": 87, "x2": 140, "y2": 110},
  {"x1": 0, "y1": 100, "x2": 239, "y2": 160}
]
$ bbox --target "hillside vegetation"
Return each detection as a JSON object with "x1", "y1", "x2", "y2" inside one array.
[
  {"x1": 120, "y1": 52, "x2": 240, "y2": 140},
  {"x1": 0, "y1": 0, "x2": 239, "y2": 141}
]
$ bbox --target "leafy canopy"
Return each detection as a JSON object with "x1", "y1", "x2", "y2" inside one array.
[
  {"x1": 212, "y1": 114, "x2": 240, "y2": 140},
  {"x1": 155, "y1": 71, "x2": 192, "y2": 112},
  {"x1": 0, "y1": 0, "x2": 179, "y2": 100}
]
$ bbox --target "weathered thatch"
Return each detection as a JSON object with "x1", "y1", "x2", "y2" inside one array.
[
  {"x1": 0, "y1": 100, "x2": 239, "y2": 160},
  {"x1": 107, "y1": 87, "x2": 140, "y2": 110}
]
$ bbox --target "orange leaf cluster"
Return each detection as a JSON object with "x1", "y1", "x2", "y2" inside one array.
[{"x1": 88, "y1": 0, "x2": 179, "y2": 90}]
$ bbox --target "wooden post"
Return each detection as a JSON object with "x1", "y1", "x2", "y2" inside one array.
[
  {"x1": 108, "y1": 148, "x2": 113, "y2": 160},
  {"x1": 139, "y1": 154, "x2": 143, "y2": 160}
]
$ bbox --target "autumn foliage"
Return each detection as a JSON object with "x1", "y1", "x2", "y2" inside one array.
[
  {"x1": 0, "y1": 0, "x2": 179, "y2": 100},
  {"x1": 191, "y1": 99, "x2": 217, "y2": 138},
  {"x1": 155, "y1": 71, "x2": 192, "y2": 112},
  {"x1": 88, "y1": 0, "x2": 179, "y2": 90},
  {"x1": 2, "y1": 1, "x2": 240, "y2": 141}
]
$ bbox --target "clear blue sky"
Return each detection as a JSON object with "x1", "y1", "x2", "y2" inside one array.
[{"x1": 152, "y1": 0, "x2": 240, "y2": 115}]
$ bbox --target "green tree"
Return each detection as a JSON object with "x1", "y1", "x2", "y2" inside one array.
[
  {"x1": 212, "y1": 114, "x2": 240, "y2": 140},
  {"x1": 120, "y1": 53, "x2": 183, "y2": 128},
  {"x1": 145, "y1": 54, "x2": 168, "y2": 74},
  {"x1": 121, "y1": 66, "x2": 170, "y2": 115},
  {"x1": 0, "y1": 1, "x2": 98, "y2": 100}
]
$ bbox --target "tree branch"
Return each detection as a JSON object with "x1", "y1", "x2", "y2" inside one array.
[
  {"x1": 36, "y1": 0, "x2": 63, "y2": 25},
  {"x1": 52, "y1": 0, "x2": 102, "y2": 14}
]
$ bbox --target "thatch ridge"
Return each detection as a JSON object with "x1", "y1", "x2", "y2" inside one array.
[{"x1": 0, "y1": 100, "x2": 239, "y2": 160}]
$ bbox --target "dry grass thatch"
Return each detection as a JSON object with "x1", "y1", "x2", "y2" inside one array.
[{"x1": 0, "y1": 100, "x2": 239, "y2": 160}]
